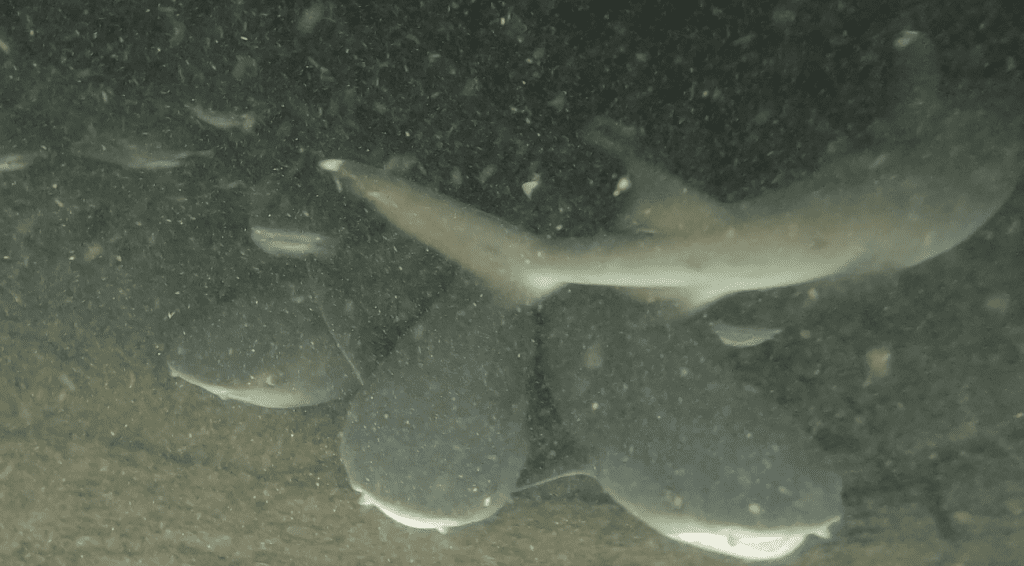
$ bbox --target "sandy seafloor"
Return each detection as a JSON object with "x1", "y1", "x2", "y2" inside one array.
[{"x1": 2, "y1": 1, "x2": 1024, "y2": 565}]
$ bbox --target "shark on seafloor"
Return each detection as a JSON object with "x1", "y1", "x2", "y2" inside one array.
[{"x1": 320, "y1": 31, "x2": 1023, "y2": 315}]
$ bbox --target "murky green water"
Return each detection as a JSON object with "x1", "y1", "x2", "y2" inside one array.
[{"x1": 2, "y1": 2, "x2": 1023, "y2": 564}]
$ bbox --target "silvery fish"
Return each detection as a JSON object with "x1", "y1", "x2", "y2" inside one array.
[
  {"x1": 186, "y1": 103, "x2": 257, "y2": 134},
  {"x1": 71, "y1": 132, "x2": 213, "y2": 170},
  {"x1": 249, "y1": 225, "x2": 338, "y2": 259}
]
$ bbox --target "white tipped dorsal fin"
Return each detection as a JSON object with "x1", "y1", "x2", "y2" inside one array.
[{"x1": 582, "y1": 117, "x2": 734, "y2": 236}]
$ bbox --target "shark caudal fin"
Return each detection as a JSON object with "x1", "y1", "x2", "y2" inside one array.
[{"x1": 873, "y1": 30, "x2": 944, "y2": 142}]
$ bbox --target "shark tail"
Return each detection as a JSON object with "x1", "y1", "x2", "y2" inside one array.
[{"x1": 872, "y1": 30, "x2": 944, "y2": 142}]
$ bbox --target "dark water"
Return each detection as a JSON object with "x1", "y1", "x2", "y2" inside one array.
[{"x1": 1, "y1": 1, "x2": 1023, "y2": 564}]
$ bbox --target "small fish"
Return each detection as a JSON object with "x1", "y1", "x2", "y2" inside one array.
[
  {"x1": 71, "y1": 132, "x2": 214, "y2": 170},
  {"x1": 186, "y1": 103, "x2": 257, "y2": 134},
  {"x1": 0, "y1": 151, "x2": 46, "y2": 173},
  {"x1": 249, "y1": 225, "x2": 338, "y2": 259}
]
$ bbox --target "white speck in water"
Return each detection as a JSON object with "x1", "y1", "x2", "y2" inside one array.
[
  {"x1": 522, "y1": 174, "x2": 541, "y2": 199},
  {"x1": 613, "y1": 176, "x2": 632, "y2": 196}
]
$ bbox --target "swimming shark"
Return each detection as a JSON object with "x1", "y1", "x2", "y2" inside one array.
[
  {"x1": 169, "y1": 30, "x2": 1015, "y2": 562},
  {"x1": 319, "y1": 31, "x2": 1022, "y2": 314},
  {"x1": 537, "y1": 286, "x2": 844, "y2": 561}
]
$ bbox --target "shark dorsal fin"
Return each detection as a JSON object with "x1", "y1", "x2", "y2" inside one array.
[
  {"x1": 581, "y1": 117, "x2": 734, "y2": 236},
  {"x1": 616, "y1": 161, "x2": 733, "y2": 236}
]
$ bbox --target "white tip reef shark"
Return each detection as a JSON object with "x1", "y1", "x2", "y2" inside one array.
[{"x1": 319, "y1": 31, "x2": 1023, "y2": 315}]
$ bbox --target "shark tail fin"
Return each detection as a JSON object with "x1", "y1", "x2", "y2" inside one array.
[
  {"x1": 872, "y1": 30, "x2": 944, "y2": 142},
  {"x1": 620, "y1": 286, "x2": 724, "y2": 318}
]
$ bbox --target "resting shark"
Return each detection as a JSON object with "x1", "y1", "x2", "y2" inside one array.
[{"x1": 319, "y1": 31, "x2": 1022, "y2": 314}]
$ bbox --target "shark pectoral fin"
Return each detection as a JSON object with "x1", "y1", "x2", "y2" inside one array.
[
  {"x1": 620, "y1": 285, "x2": 728, "y2": 317},
  {"x1": 514, "y1": 443, "x2": 595, "y2": 492},
  {"x1": 318, "y1": 158, "x2": 564, "y2": 305},
  {"x1": 708, "y1": 320, "x2": 784, "y2": 347}
]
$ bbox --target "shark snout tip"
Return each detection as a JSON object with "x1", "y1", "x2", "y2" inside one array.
[{"x1": 318, "y1": 158, "x2": 344, "y2": 173}]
